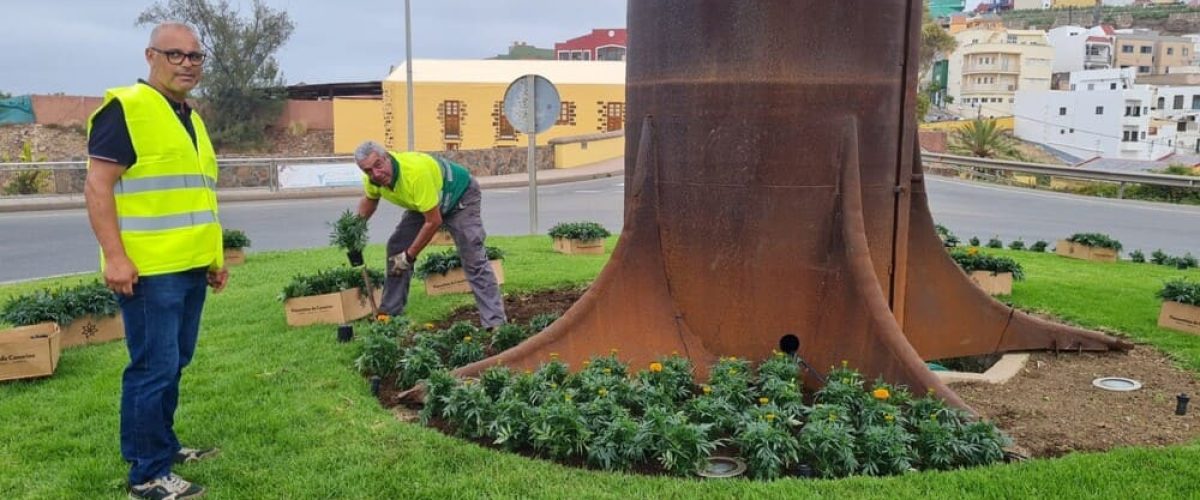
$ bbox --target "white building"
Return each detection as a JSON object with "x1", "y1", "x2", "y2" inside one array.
[
  {"x1": 1048, "y1": 25, "x2": 1115, "y2": 74},
  {"x1": 947, "y1": 29, "x2": 1055, "y2": 118},
  {"x1": 1152, "y1": 85, "x2": 1200, "y2": 154},
  {"x1": 1014, "y1": 69, "x2": 1175, "y2": 160}
]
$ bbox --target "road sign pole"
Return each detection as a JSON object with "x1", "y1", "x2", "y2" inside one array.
[{"x1": 526, "y1": 74, "x2": 538, "y2": 234}]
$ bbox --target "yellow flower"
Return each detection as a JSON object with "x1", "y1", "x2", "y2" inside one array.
[
  {"x1": 773, "y1": 350, "x2": 784, "y2": 358},
  {"x1": 610, "y1": 348, "x2": 619, "y2": 355},
  {"x1": 841, "y1": 378, "x2": 850, "y2": 385},
  {"x1": 524, "y1": 369, "x2": 533, "y2": 375},
  {"x1": 841, "y1": 360, "x2": 848, "y2": 368},
  {"x1": 376, "y1": 314, "x2": 390, "y2": 323},
  {"x1": 758, "y1": 397, "x2": 770, "y2": 405},
  {"x1": 549, "y1": 352, "x2": 559, "y2": 359},
  {"x1": 873, "y1": 388, "x2": 891, "y2": 401},
  {"x1": 765, "y1": 413, "x2": 777, "y2": 422},
  {"x1": 967, "y1": 247, "x2": 979, "y2": 256},
  {"x1": 728, "y1": 368, "x2": 738, "y2": 376},
  {"x1": 423, "y1": 323, "x2": 435, "y2": 330},
  {"x1": 598, "y1": 388, "x2": 608, "y2": 396},
  {"x1": 564, "y1": 394, "x2": 573, "y2": 402},
  {"x1": 649, "y1": 362, "x2": 664, "y2": 373},
  {"x1": 884, "y1": 414, "x2": 895, "y2": 423},
  {"x1": 702, "y1": 385, "x2": 712, "y2": 394},
  {"x1": 463, "y1": 336, "x2": 472, "y2": 343},
  {"x1": 582, "y1": 360, "x2": 591, "y2": 367},
  {"x1": 671, "y1": 350, "x2": 679, "y2": 356},
  {"x1": 602, "y1": 368, "x2": 612, "y2": 375},
  {"x1": 828, "y1": 413, "x2": 838, "y2": 422},
  {"x1": 550, "y1": 383, "x2": 558, "y2": 389}
]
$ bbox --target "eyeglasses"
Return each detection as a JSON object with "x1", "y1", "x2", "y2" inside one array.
[{"x1": 150, "y1": 47, "x2": 206, "y2": 66}]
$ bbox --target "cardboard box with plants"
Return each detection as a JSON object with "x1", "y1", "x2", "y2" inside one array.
[
  {"x1": 1158, "y1": 278, "x2": 1200, "y2": 335},
  {"x1": 1056, "y1": 232, "x2": 1121, "y2": 262},
  {"x1": 416, "y1": 246, "x2": 506, "y2": 296},
  {"x1": 280, "y1": 267, "x2": 385, "y2": 327},
  {"x1": 950, "y1": 247, "x2": 1024, "y2": 296},
  {"x1": 222, "y1": 228, "x2": 251, "y2": 266},
  {"x1": 1, "y1": 280, "x2": 124, "y2": 349},
  {"x1": 548, "y1": 221, "x2": 611, "y2": 255}
]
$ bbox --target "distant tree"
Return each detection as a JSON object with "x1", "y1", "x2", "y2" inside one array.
[
  {"x1": 137, "y1": 0, "x2": 295, "y2": 151},
  {"x1": 921, "y1": 1, "x2": 957, "y2": 76},
  {"x1": 949, "y1": 119, "x2": 1021, "y2": 159}
]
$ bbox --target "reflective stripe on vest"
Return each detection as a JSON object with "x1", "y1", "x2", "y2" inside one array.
[
  {"x1": 114, "y1": 174, "x2": 217, "y2": 195},
  {"x1": 119, "y1": 210, "x2": 218, "y2": 232}
]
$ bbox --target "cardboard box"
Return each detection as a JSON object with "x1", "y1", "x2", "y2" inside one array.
[
  {"x1": 424, "y1": 260, "x2": 505, "y2": 296},
  {"x1": 430, "y1": 229, "x2": 455, "y2": 246},
  {"x1": 61, "y1": 314, "x2": 124, "y2": 349},
  {"x1": 1055, "y1": 240, "x2": 1118, "y2": 262},
  {"x1": 284, "y1": 288, "x2": 381, "y2": 327},
  {"x1": 224, "y1": 248, "x2": 246, "y2": 266},
  {"x1": 0, "y1": 322, "x2": 61, "y2": 382},
  {"x1": 553, "y1": 237, "x2": 606, "y2": 255},
  {"x1": 968, "y1": 271, "x2": 1013, "y2": 296},
  {"x1": 1158, "y1": 301, "x2": 1200, "y2": 335}
]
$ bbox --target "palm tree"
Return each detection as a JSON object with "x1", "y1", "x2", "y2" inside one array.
[{"x1": 948, "y1": 119, "x2": 1021, "y2": 159}]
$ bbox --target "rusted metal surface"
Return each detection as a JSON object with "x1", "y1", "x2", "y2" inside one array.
[{"x1": 402, "y1": 0, "x2": 1131, "y2": 408}]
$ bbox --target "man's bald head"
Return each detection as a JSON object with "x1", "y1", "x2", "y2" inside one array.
[{"x1": 144, "y1": 22, "x2": 204, "y2": 101}]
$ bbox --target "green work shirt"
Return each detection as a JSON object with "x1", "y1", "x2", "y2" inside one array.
[{"x1": 363, "y1": 151, "x2": 471, "y2": 214}]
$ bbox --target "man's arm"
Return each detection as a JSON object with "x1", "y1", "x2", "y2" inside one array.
[
  {"x1": 84, "y1": 158, "x2": 138, "y2": 295},
  {"x1": 357, "y1": 196, "x2": 380, "y2": 220},
  {"x1": 406, "y1": 207, "x2": 443, "y2": 262}
]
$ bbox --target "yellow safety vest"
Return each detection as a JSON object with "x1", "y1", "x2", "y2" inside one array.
[{"x1": 87, "y1": 83, "x2": 223, "y2": 276}]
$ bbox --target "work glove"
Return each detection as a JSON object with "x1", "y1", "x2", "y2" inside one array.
[{"x1": 388, "y1": 251, "x2": 414, "y2": 276}]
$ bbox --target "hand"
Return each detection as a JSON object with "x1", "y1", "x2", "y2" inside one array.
[
  {"x1": 104, "y1": 255, "x2": 139, "y2": 296},
  {"x1": 388, "y1": 251, "x2": 414, "y2": 276},
  {"x1": 207, "y1": 268, "x2": 229, "y2": 293}
]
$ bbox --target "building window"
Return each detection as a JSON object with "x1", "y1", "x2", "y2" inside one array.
[
  {"x1": 443, "y1": 100, "x2": 462, "y2": 140},
  {"x1": 605, "y1": 102, "x2": 625, "y2": 132},
  {"x1": 1158, "y1": 96, "x2": 1166, "y2": 109},
  {"x1": 1122, "y1": 45, "x2": 1133, "y2": 53},
  {"x1": 1192, "y1": 95, "x2": 1200, "y2": 110},
  {"x1": 1058, "y1": 107, "x2": 1067, "y2": 116},
  {"x1": 596, "y1": 46, "x2": 626, "y2": 61},
  {"x1": 1140, "y1": 46, "x2": 1152, "y2": 54},
  {"x1": 1096, "y1": 106, "x2": 1104, "y2": 115},
  {"x1": 1139, "y1": 66, "x2": 1151, "y2": 74},
  {"x1": 1176, "y1": 95, "x2": 1185, "y2": 109},
  {"x1": 1141, "y1": 131, "x2": 1147, "y2": 140},
  {"x1": 445, "y1": 143, "x2": 460, "y2": 151},
  {"x1": 557, "y1": 52, "x2": 570, "y2": 60},
  {"x1": 1179, "y1": 121, "x2": 1188, "y2": 132},
  {"x1": 1169, "y1": 48, "x2": 1175, "y2": 55},
  {"x1": 556, "y1": 102, "x2": 576, "y2": 126},
  {"x1": 1186, "y1": 48, "x2": 1191, "y2": 56},
  {"x1": 1088, "y1": 83, "x2": 1095, "y2": 90},
  {"x1": 496, "y1": 101, "x2": 516, "y2": 140},
  {"x1": 1111, "y1": 83, "x2": 1117, "y2": 90}
]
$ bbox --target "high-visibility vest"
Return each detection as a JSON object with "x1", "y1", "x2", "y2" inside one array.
[{"x1": 88, "y1": 83, "x2": 223, "y2": 276}]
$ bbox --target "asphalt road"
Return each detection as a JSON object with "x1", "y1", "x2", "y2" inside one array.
[{"x1": 2, "y1": 175, "x2": 1198, "y2": 283}]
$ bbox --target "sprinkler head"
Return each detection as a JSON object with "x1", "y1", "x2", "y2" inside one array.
[{"x1": 1177, "y1": 393, "x2": 1190, "y2": 416}]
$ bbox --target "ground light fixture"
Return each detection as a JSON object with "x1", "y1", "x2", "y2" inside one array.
[
  {"x1": 1177, "y1": 393, "x2": 1190, "y2": 416},
  {"x1": 1091, "y1": 377, "x2": 1143, "y2": 392},
  {"x1": 697, "y1": 456, "x2": 746, "y2": 478}
]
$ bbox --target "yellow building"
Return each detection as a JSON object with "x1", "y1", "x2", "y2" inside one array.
[
  {"x1": 946, "y1": 29, "x2": 1054, "y2": 118},
  {"x1": 1048, "y1": 0, "x2": 1098, "y2": 7},
  {"x1": 334, "y1": 59, "x2": 626, "y2": 154}
]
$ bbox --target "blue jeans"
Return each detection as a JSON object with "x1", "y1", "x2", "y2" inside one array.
[{"x1": 118, "y1": 269, "x2": 208, "y2": 484}]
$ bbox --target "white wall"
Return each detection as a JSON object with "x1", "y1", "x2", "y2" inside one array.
[
  {"x1": 1014, "y1": 87, "x2": 1170, "y2": 160},
  {"x1": 1048, "y1": 26, "x2": 1087, "y2": 74}
]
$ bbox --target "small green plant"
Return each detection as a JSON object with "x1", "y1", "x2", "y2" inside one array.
[
  {"x1": 985, "y1": 237, "x2": 1003, "y2": 249},
  {"x1": 1130, "y1": 249, "x2": 1146, "y2": 263},
  {"x1": 968, "y1": 236, "x2": 980, "y2": 246},
  {"x1": 857, "y1": 424, "x2": 915, "y2": 476},
  {"x1": 1067, "y1": 232, "x2": 1122, "y2": 252},
  {"x1": 706, "y1": 357, "x2": 754, "y2": 407},
  {"x1": 448, "y1": 334, "x2": 486, "y2": 367},
  {"x1": 950, "y1": 248, "x2": 1025, "y2": 280},
  {"x1": 529, "y1": 395, "x2": 591, "y2": 460},
  {"x1": 329, "y1": 209, "x2": 368, "y2": 253},
  {"x1": 639, "y1": 406, "x2": 721, "y2": 477},
  {"x1": 528, "y1": 312, "x2": 559, "y2": 332},
  {"x1": 585, "y1": 411, "x2": 645, "y2": 471},
  {"x1": 1158, "y1": 279, "x2": 1200, "y2": 306},
  {"x1": 735, "y1": 416, "x2": 801, "y2": 480},
  {"x1": 420, "y1": 369, "x2": 457, "y2": 424},
  {"x1": 222, "y1": 228, "x2": 252, "y2": 249},
  {"x1": 489, "y1": 323, "x2": 531, "y2": 353},
  {"x1": 1007, "y1": 239, "x2": 1025, "y2": 251},
  {"x1": 1151, "y1": 249, "x2": 1170, "y2": 265},
  {"x1": 354, "y1": 331, "x2": 402, "y2": 378},
  {"x1": 278, "y1": 267, "x2": 384, "y2": 300},
  {"x1": 442, "y1": 380, "x2": 495, "y2": 439},
  {"x1": 1029, "y1": 240, "x2": 1048, "y2": 252},
  {"x1": 934, "y1": 224, "x2": 959, "y2": 247},
  {"x1": 415, "y1": 246, "x2": 506, "y2": 279},
  {"x1": 548, "y1": 221, "x2": 612, "y2": 241},
  {"x1": 397, "y1": 344, "x2": 446, "y2": 390},
  {"x1": 0, "y1": 281, "x2": 119, "y2": 326},
  {"x1": 798, "y1": 419, "x2": 858, "y2": 478},
  {"x1": 2, "y1": 140, "x2": 49, "y2": 195}
]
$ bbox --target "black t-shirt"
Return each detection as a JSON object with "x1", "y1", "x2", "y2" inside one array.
[{"x1": 87, "y1": 81, "x2": 198, "y2": 168}]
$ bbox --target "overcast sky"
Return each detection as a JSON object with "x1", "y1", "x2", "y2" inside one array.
[{"x1": 0, "y1": 0, "x2": 626, "y2": 96}]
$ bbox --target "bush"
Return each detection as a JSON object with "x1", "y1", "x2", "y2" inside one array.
[
  {"x1": 329, "y1": 209, "x2": 368, "y2": 253},
  {"x1": 1158, "y1": 279, "x2": 1200, "y2": 306},
  {"x1": 1151, "y1": 249, "x2": 1171, "y2": 265},
  {"x1": 1067, "y1": 232, "x2": 1122, "y2": 252},
  {"x1": 278, "y1": 267, "x2": 384, "y2": 300},
  {"x1": 1007, "y1": 239, "x2": 1025, "y2": 251},
  {"x1": 222, "y1": 228, "x2": 252, "y2": 249},
  {"x1": 1172, "y1": 253, "x2": 1198, "y2": 270},
  {"x1": 548, "y1": 221, "x2": 611, "y2": 241},
  {"x1": 950, "y1": 248, "x2": 1025, "y2": 280},
  {"x1": 1029, "y1": 240, "x2": 1048, "y2": 252},
  {"x1": 0, "y1": 281, "x2": 119, "y2": 326},
  {"x1": 1129, "y1": 250, "x2": 1145, "y2": 263},
  {"x1": 968, "y1": 237, "x2": 981, "y2": 246},
  {"x1": 935, "y1": 224, "x2": 959, "y2": 247},
  {"x1": 985, "y1": 237, "x2": 1003, "y2": 249},
  {"x1": 414, "y1": 246, "x2": 505, "y2": 279}
]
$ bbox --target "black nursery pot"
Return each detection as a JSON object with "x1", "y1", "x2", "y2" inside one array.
[
  {"x1": 337, "y1": 324, "x2": 354, "y2": 343},
  {"x1": 347, "y1": 250, "x2": 364, "y2": 267}
]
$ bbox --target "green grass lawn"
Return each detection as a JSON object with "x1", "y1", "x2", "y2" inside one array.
[{"x1": 2, "y1": 239, "x2": 1200, "y2": 499}]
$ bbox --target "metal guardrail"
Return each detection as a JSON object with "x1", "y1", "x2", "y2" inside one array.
[{"x1": 920, "y1": 153, "x2": 1200, "y2": 192}]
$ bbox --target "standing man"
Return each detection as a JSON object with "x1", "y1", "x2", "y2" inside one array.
[
  {"x1": 85, "y1": 22, "x2": 225, "y2": 500},
  {"x1": 353, "y1": 140, "x2": 507, "y2": 328}
]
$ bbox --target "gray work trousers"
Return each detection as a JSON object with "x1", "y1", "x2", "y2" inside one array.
[{"x1": 381, "y1": 178, "x2": 507, "y2": 327}]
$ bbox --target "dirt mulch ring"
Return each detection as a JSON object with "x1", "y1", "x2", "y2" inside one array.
[
  {"x1": 955, "y1": 348, "x2": 1200, "y2": 458},
  {"x1": 402, "y1": 288, "x2": 1200, "y2": 460}
]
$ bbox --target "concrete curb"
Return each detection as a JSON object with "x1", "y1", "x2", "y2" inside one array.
[
  {"x1": 0, "y1": 163, "x2": 625, "y2": 213},
  {"x1": 935, "y1": 353, "x2": 1030, "y2": 385}
]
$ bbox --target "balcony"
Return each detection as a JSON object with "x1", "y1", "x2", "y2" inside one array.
[
  {"x1": 962, "y1": 65, "x2": 1020, "y2": 75},
  {"x1": 962, "y1": 84, "x2": 1017, "y2": 94}
]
